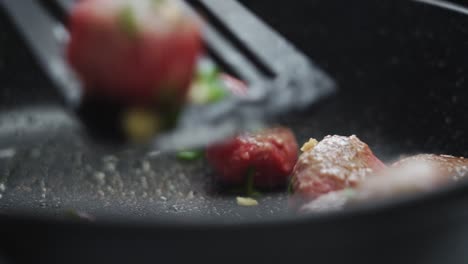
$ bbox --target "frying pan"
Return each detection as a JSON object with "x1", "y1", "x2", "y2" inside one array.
[{"x1": 0, "y1": 0, "x2": 467, "y2": 263}]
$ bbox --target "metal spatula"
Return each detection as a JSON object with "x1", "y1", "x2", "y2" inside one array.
[{"x1": 1, "y1": 0, "x2": 335, "y2": 151}]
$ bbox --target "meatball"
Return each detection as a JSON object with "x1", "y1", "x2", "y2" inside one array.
[
  {"x1": 67, "y1": 0, "x2": 202, "y2": 104},
  {"x1": 300, "y1": 154, "x2": 468, "y2": 213},
  {"x1": 290, "y1": 135, "x2": 385, "y2": 207},
  {"x1": 352, "y1": 154, "x2": 468, "y2": 202},
  {"x1": 206, "y1": 127, "x2": 298, "y2": 188}
]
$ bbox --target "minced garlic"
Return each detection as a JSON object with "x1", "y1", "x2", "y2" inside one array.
[
  {"x1": 300, "y1": 138, "x2": 318, "y2": 152},
  {"x1": 236, "y1": 196, "x2": 259, "y2": 206}
]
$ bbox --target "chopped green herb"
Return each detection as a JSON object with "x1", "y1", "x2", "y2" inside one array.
[
  {"x1": 207, "y1": 84, "x2": 228, "y2": 102},
  {"x1": 117, "y1": 6, "x2": 138, "y2": 38},
  {"x1": 224, "y1": 168, "x2": 261, "y2": 197},
  {"x1": 177, "y1": 150, "x2": 204, "y2": 161},
  {"x1": 245, "y1": 167, "x2": 261, "y2": 198},
  {"x1": 189, "y1": 61, "x2": 229, "y2": 104},
  {"x1": 198, "y1": 59, "x2": 220, "y2": 82},
  {"x1": 189, "y1": 82, "x2": 228, "y2": 104},
  {"x1": 246, "y1": 168, "x2": 255, "y2": 196}
]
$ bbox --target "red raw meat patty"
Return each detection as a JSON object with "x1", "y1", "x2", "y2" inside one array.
[
  {"x1": 206, "y1": 127, "x2": 299, "y2": 188},
  {"x1": 67, "y1": 0, "x2": 202, "y2": 105}
]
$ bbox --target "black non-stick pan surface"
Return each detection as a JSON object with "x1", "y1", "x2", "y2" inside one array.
[{"x1": 0, "y1": 0, "x2": 467, "y2": 263}]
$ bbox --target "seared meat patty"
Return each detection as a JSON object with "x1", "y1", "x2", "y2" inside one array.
[
  {"x1": 300, "y1": 154, "x2": 468, "y2": 213},
  {"x1": 290, "y1": 135, "x2": 385, "y2": 207},
  {"x1": 353, "y1": 154, "x2": 468, "y2": 201}
]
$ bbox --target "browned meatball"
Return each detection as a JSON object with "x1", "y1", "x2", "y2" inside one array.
[
  {"x1": 300, "y1": 154, "x2": 468, "y2": 213},
  {"x1": 352, "y1": 154, "x2": 468, "y2": 202},
  {"x1": 290, "y1": 135, "x2": 385, "y2": 208}
]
